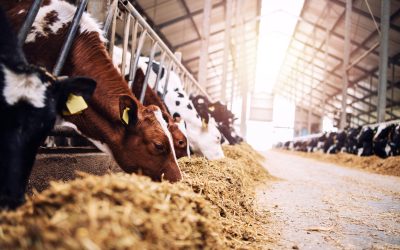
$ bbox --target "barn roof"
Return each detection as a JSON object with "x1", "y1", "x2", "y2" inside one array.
[
  {"x1": 274, "y1": 0, "x2": 400, "y2": 125},
  {"x1": 132, "y1": 0, "x2": 261, "y2": 102}
]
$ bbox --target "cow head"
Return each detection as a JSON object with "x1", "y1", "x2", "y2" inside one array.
[
  {"x1": 0, "y1": 7, "x2": 97, "y2": 209},
  {"x1": 158, "y1": 73, "x2": 224, "y2": 160},
  {"x1": 190, "y1": 95, "x2": 242, "y2": 145},
  {"x1": 114, "y1": 96, "x2": 181, "y2": 182},
  {"x1": 125, "y1": 67, "x2": 189, "y2": 159}
]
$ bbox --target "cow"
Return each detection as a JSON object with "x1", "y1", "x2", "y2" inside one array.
[
  {"x1": 389, "y1": 124, "x2": 400, "y2": 156},
  {"x1": 357, "y1": 126, "x2": 374, "y2": 156},
  {"x1": 323, "y1": 132, "x2": 335, "y2": 153},
  {"x1": 373, "y1": 123, "x2": 395, "y2": 158},
  {"x1": 0, "y1": 8, "x2": 96, "y2": 209},
  {"x1": 146, "y1": 68, "x2": 225, "y2": 160},
  {"x1": 346, "y1": 126, "x2": 361, "y2": 155},
  {"x1": 190, "y1": 94, "x2": 243, "y2": 145},
  {"x1": 5, "y1": 0, "x2": 182, "y2": 182},
  {"x1": 326, "y1": 130, "x2": 346, "y2": 154},
  {"x1": 112, "y1": 48, "x2": 224, "y2": 160},
  {"x1": 129, "y1": 68, "x2": 189, "y2": 158}
]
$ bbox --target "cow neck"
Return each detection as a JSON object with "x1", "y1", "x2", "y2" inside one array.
[{"x1": 66, "y1": 32, "x2": 137, "y2": 121}]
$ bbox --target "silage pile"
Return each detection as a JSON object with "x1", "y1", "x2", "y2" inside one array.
[
  {"x1": 0, "y1": 143, "x2": 271, "y2": 249},
  {"x1": 283, "y1": 150, "x2": 400, "y2": 177}
]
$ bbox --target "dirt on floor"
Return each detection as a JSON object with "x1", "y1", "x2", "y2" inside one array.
[
  {"x1": 258, "y1": 151, "x2": 400, "y2": 249},
  {"x1": 276, "y1": 150, "x2": 400, "y2": 177},
  {"x1": 0, "y1": 144, "x2": 273, "y2": 250}
]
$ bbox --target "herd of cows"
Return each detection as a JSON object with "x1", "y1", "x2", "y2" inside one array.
[
  {"x1": 276, "y1": 122, "x2": 400, "y2": 158},
  {"x1": 0, "y1": 0, "x2": 243, "y2": 209}
]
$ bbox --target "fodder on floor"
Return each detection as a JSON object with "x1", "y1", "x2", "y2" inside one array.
[
  {"x1": 0, "y1": 143, "x2": 271, "y2": 249},
  {"x1": 278, "y1": 150, "x2": 400, "y2": 177}
]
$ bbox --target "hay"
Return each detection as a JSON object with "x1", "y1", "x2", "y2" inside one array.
[
  {"x1": 0, "y1": 143, "x2": 271, "y2": 249},
  {"x1": 279, "y1": 150, "x2": 400, "y2": 177}
]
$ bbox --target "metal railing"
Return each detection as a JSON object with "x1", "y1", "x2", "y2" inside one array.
[{"x1": 105, "y1": 0, "x2": 212, "y2": 102}]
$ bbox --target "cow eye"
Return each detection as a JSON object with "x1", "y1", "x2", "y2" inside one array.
[{"x1": 154, "y1": 142, "x2": 166, "y2": 152}]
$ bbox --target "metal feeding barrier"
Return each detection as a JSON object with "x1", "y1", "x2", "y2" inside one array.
[
  {"x1": 104, "y1": 0, "x2": 212, "y2": 103},
  {"x1": 18, "y1": 0, "x2": 211, "y2": 152}
]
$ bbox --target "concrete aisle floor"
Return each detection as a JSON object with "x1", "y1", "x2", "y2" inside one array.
[{"x1": 257, "y1": 151, "x2": 400, "y2": 250}]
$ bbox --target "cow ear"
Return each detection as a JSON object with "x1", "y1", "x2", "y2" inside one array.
[
  {"x1": 56, "y1": 76, "x2": 97, "y2": 114},
  {"x1": 119, "y1": 95, "x2": 138, "y2": 127},
  {"x1": 131, "y1": 68, "x2": 145, "y2": 91}
]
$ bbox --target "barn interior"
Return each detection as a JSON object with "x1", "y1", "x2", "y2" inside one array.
[{"x1": 0, "y1": 0, "x2": 400, "y2": 249}]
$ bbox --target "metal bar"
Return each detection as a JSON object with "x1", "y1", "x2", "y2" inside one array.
[
  {"x1": 377, "y1": 0, "x2": 390, "y2": 122},
  {"x1": 197, "y1": 0, "x2": 212, "y2": 87},
  {"x1": 153, "y1": 52, "x2": 166, "y2": 92},
  {"x1": 140, "y1": 42, "x2": 158, "y2": 103},
  {"x1": 364, "y1": 0, "x2": 380, "y2": 35},
  {"x1": 347, "y1": 41, "x2": 379, "y2": 71},
  {"x1": 129, "y1": 29, "x2": 147, "y2": 83},
  {"x1": 103, "y1": 0, "x2": 118, "y2": 35},
  {"x1": 237, "y1": 0, "x2": 248, "y2": 138},
  {"x1": 17, "y1": 0, "x2": 43, "y2": 48},
  {"x1": 120, "y1": 0, "x2": 211, "y2": 100},
  {"x1": 162, "y1": 61, "x2": 173, "y2": 100},
  {"x1": 128, "y1": 19, "x2": 139, "y2": 80},
  {"x1": 53, "y1": 0, "x2": 88, "y2": 76},
  {"x1": 322, "y1": 27, "x2": 329, "y2": 119},
  {"x1": 121, "y1": 13, "x2": 131, "y2": 76},
  {"x1": 108, "y1": 3, "x2": 118, "y2": 56},
  {"x1": 220, "y1": 0, "x2": 233, "y2": 103},
  {"x1": 339, "y1": 0, "x2": 351, "y2": 129}
]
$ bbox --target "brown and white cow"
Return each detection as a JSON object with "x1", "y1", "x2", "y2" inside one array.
[
  {"x1": 4, "y1": 0, "x2": 181, "y2": 182},
  {"x1": 129, "y1": 68, "x2": 189, "y2": 159}
]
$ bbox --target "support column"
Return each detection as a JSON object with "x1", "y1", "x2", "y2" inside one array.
[
  {"x1": 322, "y1": 28, "x2": 330, "y2": 126},
  {"x1": 340, "y1": 0, "x2": 352, "y2": 129},
  {"x1": 377, "y1": 0, "x2": 390, "y2": 123},
  {"x1": 197, "y1": 0, "x2": 212, "y2": 87},
  {"x1": 236, "y1": 0, "x2": 247, "y2": 138},
  {"x1": 220, "y1": 0, "x2": 233, "y2": 103}
]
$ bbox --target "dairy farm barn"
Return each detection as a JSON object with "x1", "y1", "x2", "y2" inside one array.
[{"x1": 0, "y1": 0, "x2": 399, "y2": 249}]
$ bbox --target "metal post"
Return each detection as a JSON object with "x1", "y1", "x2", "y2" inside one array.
[
  {"x1": 140, "y1": 42, "x2": 158, "y2": 102},
  {"x1": 322, "y1": 28, "x2": 329, "y2": 123},
  {"x1": 17, "y1": 0, "x2": 43, "y2": 48},
  {"x1": 377, "y1": 0, "x2": 390, "y2": 123},
  {"x1": 103, "y1": 0, "x2": 118, "y2": 35},
  {"x1": 220, "y1": 0, "x2": 233, "y2": 103},
  {"x1": 153, "y1": 51, "x2": 166, "y2": 92},
  {"x1": 197, "y1": 0, "x2": 212, "y2": 87},
  {"x1": 128, "y1": 19, "x2": 139, "y2": 79},
  {"x1": 129, "y1": 30, "x2": 147, "y2": 83},
  {"x1": 121, "y1": 13, "x2": 131, "y2": 76},
  {"x1": 236, "y1": 0, "x2": 247, "y2": 138},
  {"x1": 162, "y1": 61, "x2": 173, "y2": 100},
  {"x1": 52, "y1": 0, "x2": 88, "y2": 76},
  {"x1": 340, "y1": 0, "x2": 351, "y2": 129},
  {"x1": 108, "y1": 3, "x2": 118, "y2": 56}
]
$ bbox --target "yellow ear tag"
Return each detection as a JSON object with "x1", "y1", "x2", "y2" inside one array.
[
  {"x1": 201, "y1": 118, "x2": 208, "y2": 129},
  {"x1": 65, "y1": 94, "x2": 88, "y2": 115},
  {"x1": 122, "y1": 107, "x2": 130, "y2": 125},
  {"x1": 208, "y1": 106, "x2": 215, "y2": 112}
]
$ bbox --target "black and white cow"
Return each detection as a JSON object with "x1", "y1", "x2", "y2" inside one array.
[
  {"x1": 0, "y1": 8, "x2": 96, "y2": 209},
  {"x1": 112, "y1": 48, "x2": 225, "y2": 160},
  {"x1": 357, "y1": 126, "x2": 375, "y2": 156},
  {"x1": 373, "y1": 123, "x2": 395, "y2": 158},
  {"x1": 389, "y1": 124, "x2": 400, "y2": 156},
  {"x1": 190, "y1": 94, "x2": 243, "y2": 145},
  {"x1": 345, "y1": 126, "x2": 361, "y2": 155}
]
